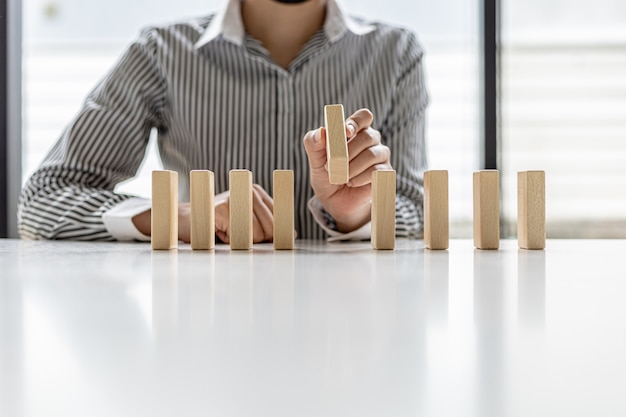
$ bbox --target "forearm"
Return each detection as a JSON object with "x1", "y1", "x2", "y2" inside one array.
[
  {"x1": 330, "y1": 201, "x2": 371, "y2": 233},
  {"x1": 18, "y1": 174, "x2": 131, "y2": 240}
]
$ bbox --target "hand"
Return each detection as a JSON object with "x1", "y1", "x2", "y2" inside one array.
[
  {"x1": 131, "y1": 203, "x2": 193, "y2": 242},
  {"x1": 214, "y1": 185, "x2": 274, "y2": 244},
  {"x1": 133, "y1": 185, "x2": 275, "y2": 244},
  {"x1": 303, "y1": 108, "x2": 392, "y2": 233}
]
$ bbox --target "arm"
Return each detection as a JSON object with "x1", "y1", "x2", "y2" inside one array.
[
  {"x1": 302, "y1": 32, "x2": 428, "y2": 239},
  {"x1": 18, "y1": 29, "x2": 168, "y2": 240}
]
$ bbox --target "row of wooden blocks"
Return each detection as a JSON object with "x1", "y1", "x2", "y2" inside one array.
[
  {"x1": 151, "y1": 169, "x2": 397, "y2": 251},
  {"x1": 424, "y1": 170, "x2": 545, "y2": 250},
  {"x1": 152, "y1": 168, "x2": 544, "y2": 252}
]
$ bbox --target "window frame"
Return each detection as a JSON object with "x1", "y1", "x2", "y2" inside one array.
[{"x1": 1, "y1": 0, "x2": 22, "y2": 238}]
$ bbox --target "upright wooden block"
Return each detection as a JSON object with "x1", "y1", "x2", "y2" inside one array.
[
  {"x1": 273, "y1": 170, "x2": 295, "y2": 250},
  {"x1": 518, "y1": 170, "x2": 546, "y2": 250},
  {"x1": 324, "y1": 104, "x2": 349, "y2": 185},
  {"x1": 473, "y1": 170, "x2": 500, "y2": 250},
  {"x1": 229, "y1": 170, "x2": 253, "y2": 250},
  {"x1": 190, "y1": 170, "x2": 215, "y2": 250},
  {"x1": 151, "y1": 170, "x2": 178, "y2": 250},
  {"x1": 424, "y1": 170, "x2": 449, "y2": 250},
  {"x1": 371, "y1": 170, "x2": 396, "y2": 250}
]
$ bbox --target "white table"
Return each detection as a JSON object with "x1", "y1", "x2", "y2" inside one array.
[{"x1": 1, "y1": 239, "x2": 625, "y2": 417}]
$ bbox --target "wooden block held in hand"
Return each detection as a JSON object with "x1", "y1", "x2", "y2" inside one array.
[
  {"x1": 152, "y1": 170, "x2": 178, "y2": 250},
  {"x1": 473, "y1": 170, "x2": 500, "y2": 250},
  {"x1": 190, "y1": 170, "x2": 215, "y2": 250},
  {"x1": 424, "y1": 170, "x2": 449, "y2": 250},
  {"x1": 229, "y1": 170, "x2": 253, "y2": 250},
  {"x1": 324, "y1": 104, "x2": 349, "y2": 185},
  {"x1": 371, "y1": 170, "x2": 396, "y2": 250},
  {"x1": 518, "y1": 170, "x2": 545, "y2": 250},
  {"x1": 273, "y1": 170, "x2": 295, "y2": 250}
]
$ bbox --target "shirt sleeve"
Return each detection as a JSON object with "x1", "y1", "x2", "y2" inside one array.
[
  {"x1": 380, "y1": 31, "x2": 429, "y2": 239},
  {"x1": 102, "y1": 198, "x2": 152, "y2": 241},
  {"x1": 18, "y1": 28, "x2": 167, "y2": 241}
]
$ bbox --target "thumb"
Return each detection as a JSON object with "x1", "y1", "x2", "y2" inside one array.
[{"x1": 302, "y1": 127, "x2": 328, "y2": 170}]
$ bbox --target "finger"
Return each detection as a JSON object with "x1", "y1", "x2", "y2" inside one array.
[
  {"x1": 345, "y1": 108, "x2": 374, "y2": 139},
  {"x1": 214, "y1": 200, "x2": 230, "y2": 243},
  {"x1": 216, "y1": 230, "x2": 229, "y2": 244},
  {"x1": 349, "y1": 165, "x2": 394, "y2": 188},
  {"x1": 253, "y1": 188, "x2": 274, "y2": 242},
  {"x1": 348, "y1": 145, "x2": 392, "y2": 183},
  {"x1": 252, "y1": 214, "x2": 265, "y2": 244},
  {"x1": 253, "y1": 183, "x2": 274, "y2": 213},
  {"x1": 347, "y1": 128, "x2": 382, "y2": 162},
  {"x1": 302, "y1": 127, "x2": 328, "y2": 170}
]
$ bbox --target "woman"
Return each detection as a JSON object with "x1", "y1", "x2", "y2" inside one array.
[{"x1": 18, "y1": 0, "x2": 428, "y2": 242}]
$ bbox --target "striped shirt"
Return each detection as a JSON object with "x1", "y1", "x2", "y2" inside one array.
[{"x1": 18, "y1": 0, "x2": 429, "y2": 241}]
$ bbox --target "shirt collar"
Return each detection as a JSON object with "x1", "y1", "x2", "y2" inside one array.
[{"x1": 194, "y1": 0, "x2": 374, "y2": 49}]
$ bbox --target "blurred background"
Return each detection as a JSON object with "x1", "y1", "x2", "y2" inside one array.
[{"x1": 9, "y1": 0, "x2": 626, "y2": 237}]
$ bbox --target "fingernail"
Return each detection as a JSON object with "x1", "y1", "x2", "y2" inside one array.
[
  {"x1": 314, "y1": 128, "x2": 322, "y2": 143},
  {"x1": 347, "y1": 123, "x2": 356, "y2": 138}
]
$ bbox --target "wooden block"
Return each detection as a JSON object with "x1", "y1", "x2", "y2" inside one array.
[
  {"x1": 371, "y1": 170, "x2": 396, "y2": 250},
  {"x1": 518, "y1": 170, "x2": 546, "y2": 250},
  {"x1": 273, "y1": 170, "x2": 295, "y2": 250},
  {"x1": 473, "y1": 170, "x2": 500, "y2": 250},
  {"x1": 229, "y1": 170, "x2": 253, "y2": 250},
  {"x1": 324, "y1": 104, "x2": 349, "y2": 184},
  {"x1": 151, "y1": 170, "x2": 178, "y2": 250},
  {"x1": 424, "y1": 170, "x2": 449, "y2": 250},
  {"x1": 190, "y1": 170, "x2": 215, "y2": 250}
]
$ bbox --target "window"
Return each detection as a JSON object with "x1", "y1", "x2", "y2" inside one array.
[
  {"x1": 501, "y1": 0, "x2": 626, "y2": 237},
  {"x1": 23, "y1": 0, "x2": 212, "y2": 198},
  {"x1": 23, "y1": 0, "x2": 481, "y2": 236}
]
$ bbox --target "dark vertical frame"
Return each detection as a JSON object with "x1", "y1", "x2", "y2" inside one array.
[
  {"x1": 1, "y1": 0, "x2": 21, "y2": 238},
  {"x1": 482, "y1": 0, "x2": 500, "y2": 170},
  {"x1": 0, "y1": 0, "x2": 8, "y2": 237}
]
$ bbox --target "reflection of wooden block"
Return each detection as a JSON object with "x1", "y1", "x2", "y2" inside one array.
[
  {"x1": 473, "y1": 170, "x2": 499, "y2": 250},
  {"x1": 371, "y1": 170, "x2": 396, "y2": 250},
  {"x1": 324, "y1": 104, "x2": 349, "y2": 184},
  {"x1": 190, "y1": 170, "x2": 215, "y2": 250},
  {"x1": 273, "y1": 170, "x2": 295, "y2": 250},
  {"x1": 424, "y1": 170, "x2": 449, "y2": 250},
  {"x1": 518, "y1": 171, "x2": 545, "y2": 250},
  {"x1": 151, "y1": 170, "x2": 178, "y2": 250},
  {"x1": 229, "y1": 170, "x2": 253, "y2": 250}
]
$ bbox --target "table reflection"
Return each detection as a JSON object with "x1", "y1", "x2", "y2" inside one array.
[
  {"x1": 518, "y1": 249, "x2": 546, "y2": 332},
  {"x1": 474, "y1": 249, "x2": 505, "y2": 417},
  {"x1": 0, "y1": 259, "x2": 23, "y2": 417},
  {"x1": 147, "y1": 245, "x2": 431, "y2": 415},
  {"x1": 424, "y1": 250, "x2": 449, "y2": 326}
]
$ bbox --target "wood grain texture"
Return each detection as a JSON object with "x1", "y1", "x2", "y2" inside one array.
[
  {"x1": 424, "y1": 170, "x2": 449, "y2": 250},
  {"x1": 371, "y1": 170, "x2": 396, "y2": 250},
  {"x1": 190, "y1": 170, "x2": 215, "y2": 250},
  {"x1": 324, "y1": 104, "x2": 349, "y2": 185},
  {"x1": 518, "y1": 170, "x2": 546, "y2": 250},
  {"x1": 151, "y1": 170, "x2": 178, "y2": 250},
  {"x1": 273, "y1": 170, "x2": 295, "y2": 250},
  {"x1": 473, "y1": 170, "x2": 500, "y2": 250},
  {"x1": 229, "y1": 170, "x2": 253, "y2": 250}
]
